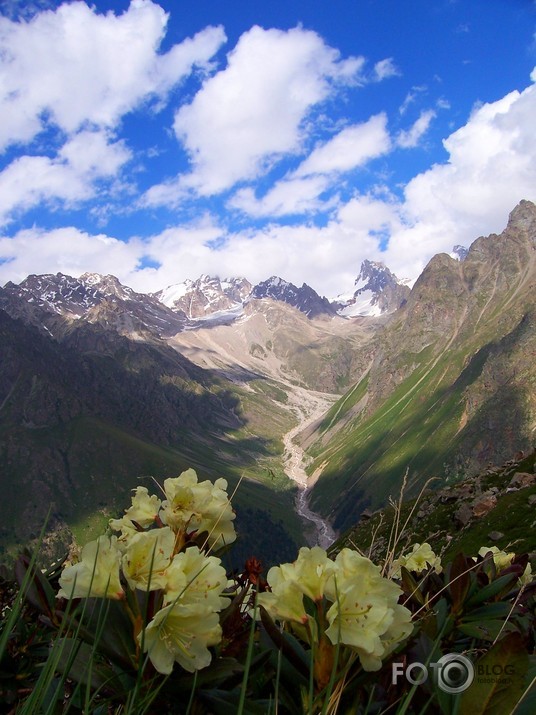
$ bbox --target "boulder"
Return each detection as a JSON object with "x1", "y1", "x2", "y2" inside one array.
[{"x1": 472, "y1": 494, "x2": 498, "y2": 517}]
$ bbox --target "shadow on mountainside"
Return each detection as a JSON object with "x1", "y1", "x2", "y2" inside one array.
[{"x1": 0, "y1": 310, "x2": 299, "y2": 566}]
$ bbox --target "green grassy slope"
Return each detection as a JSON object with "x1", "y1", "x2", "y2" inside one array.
[{"x1": 307, "y1": 206, "x2": 536, "y2": 533}]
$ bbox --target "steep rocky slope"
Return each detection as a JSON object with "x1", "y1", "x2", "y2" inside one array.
[
  {"x1": 307, "y1": 200, "x2": 536, "y2": 532},
  {"x1": 334, "y1": 449, "x2": 536, "y2": 564}
]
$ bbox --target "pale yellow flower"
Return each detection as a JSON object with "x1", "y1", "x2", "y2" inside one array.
[
  {"x1": 160, "y1": 469, "x2": 236, "y2": 548},
  {"x1": 164, "y1": 545, "x2": 228, "y2": 610},
  {"x1": 196, "y1": 477, "x2": 237, "y2": 549},
  {"x1": 478, "y1": 546, "x2": 533, "y2": 587},
  {"x1": 257, "y1": 577, "x2": 309, "y2": 625},
  {"x1": 58, "y1": 535, "x2": 124, "y2": 600},
  {"x1": 140, "y1": 601, "x2": 221, "y2": 674},
  {"x1": 325, "y1": 549, "x2": 413, "y2": 670},
  {"x1": 257, "y1": 547, "x2": 336, "y2": 628},
  {"x1": 109, "y1": 486, "x2": 161, "y2": 542},
  {"x1": 325, "y1": 582, "x2": 392, "y2": 656},
  {"x1": 391, "y1": 542, "x2": 442, "y2": 578},
  {"x1": 478, "y1": 546, "x2": 515, "y2": 571},
  {"x1": 122, "y1": 527, "x2": 175, "y2": 591},
  {"x1": 326, "y1": 549, "x2": 390, "y2": 600},
  {"x1": 160, "y1": 470, "x2": 199, "y2": 532},
  {"x1": 292, "y1": 546, "x2": 336, "y2": 601}
]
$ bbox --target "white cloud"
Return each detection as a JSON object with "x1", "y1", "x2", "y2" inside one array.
[
  {"x1": 396, "y1": 109, "x2": 436, "y2": 148},
  {"x1": 373, "y1": 58, "x2": 399, "y2": 81},
  {"x1": 0, "y1": 131, "x2": 131, "y2": 225},
  {"x1": 1, "y1": 33, "x2": 535, "y2": 310},
  {"x1": 295, "y1": 113, "x2": 391, "y2": 176},
  {"x1": 0, "y1": 1, "x2": 225, "y2": 150},
  {"x1": 228, "y1": 175, "x2": 332, "y2": 217},
  {"x1": 226, "y1": 114, "x2": 391, "y2": 218},
  {"x1": 384, "y1": 77, "x2": 536, "y2": 278},
  {"x1": 0, "y1": 226, "x2": 142, "y2": 285},
  {"x1": 167, "y1": 25, "x2": 365, "y2": 196}
]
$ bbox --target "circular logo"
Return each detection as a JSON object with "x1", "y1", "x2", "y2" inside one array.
[{"x1": 435, "y1": 653, "x2": 475, "y2": 694}]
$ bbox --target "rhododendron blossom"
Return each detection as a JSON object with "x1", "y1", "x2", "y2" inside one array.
[
  {"x1": 110, "y1": 486, "x2": 162, "y2": 542},
  {"x1": 160, "y1": 470, "x2": 236, "y2": 548},
  {"x1": 140, "y1": 602, "x2": 222, "y2": 674},
  {"x1": 257, "y1": 547, "x2": 413, "y2": 671},
  {"x1": 122, "y1": 527, "x2": 175, "y2": 591},
  {"x1": 391, "y1": 542, "x2": 442, "y2": 578},
  {"x1": 58, "y1": 535, "x2": 124, "y2": 600},
  {"x1": 478, "y1": 545, "x2": 533, "y2": 586}
]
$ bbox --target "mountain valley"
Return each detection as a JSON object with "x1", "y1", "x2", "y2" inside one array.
[{"x1": 0, "y1": 200, "x2": 535, "y2": 566}]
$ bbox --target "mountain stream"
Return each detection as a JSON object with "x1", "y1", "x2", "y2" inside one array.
[{"x1": 282, "y1": 388, "x2": 338, "y2": 549}]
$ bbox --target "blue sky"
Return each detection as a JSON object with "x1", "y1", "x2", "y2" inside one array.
[{"x1": 0, "y1": 0, "x2": 535, "y2": 298}]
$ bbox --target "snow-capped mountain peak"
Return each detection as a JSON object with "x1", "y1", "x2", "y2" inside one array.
[
  {"x1": 334, "y1": 260, "x2": 410, "y2": 317},
  {"x1": 153, "y1": 275, "x2": 252, "y2": 319}
]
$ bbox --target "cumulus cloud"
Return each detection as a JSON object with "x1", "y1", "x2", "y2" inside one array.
[
  {"x1": 1, "y1": 2, "x2": 535, "y2": 308},
  {"x1": 227, "y1": 114, "x2": 391, "y2": 217},
  {"x1": 384, "y1": 77, "x2": 536, "y2": 278},
  {"x1": 167, "y1": 25, "x2": 365, "y2": 196},
  {"x1": 3, "y1": 66, "x2": 536, "y2": 298},
  {"x1": 228, "y1": 175, "x2": 332, "y2": 217},
  {"x1": 0, "y1": 1, "x2": 225, "y2": 150},
  {"x1": 0, "y1": 131, "x2": 131, "y2": 225},
  {"x1": 295, "y1": 113, "x2": 391, "y2": 176},
  {"x1": 0, "y1": 226, "x2": 142, "y2": 285}
]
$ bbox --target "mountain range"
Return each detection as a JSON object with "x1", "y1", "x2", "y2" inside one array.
[{"x1": 0, "y1": 200, "x2": 534, "y2": 564}]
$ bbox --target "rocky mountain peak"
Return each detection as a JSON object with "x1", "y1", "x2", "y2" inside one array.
[
  {"x1": 1, "y1": 271, "x2": 187, "y2": 339},
  {"x1": 251, "y1": 277, "x2": 336, "y2": 318},
  {"x1": 334, "y1": 260, "x2": 410, "y2": 317},
  {"x1": 355, "y1": 259, "x2": 398, "y2": 292},
  {"x1": 79, "y1": 272, "x2": 133, "y2": 300},
  {"x1": 155, "y1": 274, "x2": 252, "y2": 319},
  {"x1": 3, "y1": 272, "x2": 106, "y2": 317},
  {"x1": 506, "y1": 199, "x2": 536, "y2": 234}
]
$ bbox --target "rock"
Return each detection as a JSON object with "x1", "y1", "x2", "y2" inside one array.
[
  {"x1": 528, "y1": 495, "x2": 536, "y2": 506},
  {"x1": 509, "y1": 472, "x2": 535, "y2": 489},
  {"x1": 488, "y1": 531, "x2": 504, "y2": 542},
  {"x1": 454, "y1": 503, "x2": 473, "y2": 527},
  {"x1": 472, "y1": 494, "x2": 498, "y2": 517},
  {"x1": 360, "y1": 508, "x2": 374, "y2": 520}
]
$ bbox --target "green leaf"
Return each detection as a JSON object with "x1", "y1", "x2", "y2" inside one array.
[
  {"x1": 200, "y1": 688, "x2": 272, "y2": 714},
  {"x1": 459, "y1": 632, "x2": 529, "y2": 715},
  {"x1": 512, "y1": 655, "x2": 536, "y2": 714},
  {"x1": 14, "y1": 553, "x2": 56, "y2": 617},
  {"x1": 79, "y1": 598, "x2": 135, "y2": 668},
  {"x1": 457, "y1": 619, "x2": 517, "y2": 642},
  {"x1": 259, "y1": 606, "x2": 310, "y2": 680},
  {"x1": 466, "y1": 574, "x2": 518, "y2": 607},
  {"x1": 462, "y1": 603, "x2": 513, "y2": 621},
  {"x1": 400, "y1": 566, "x2": 425, "y2": 606},
  {"x1": 54, "y1": 637, "x2": 128, "y2": 696}
]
